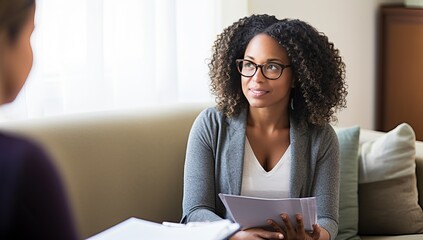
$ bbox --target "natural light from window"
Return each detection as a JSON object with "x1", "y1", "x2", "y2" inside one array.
[{"x1": 0, "y1": 0, "x2": 219, "y2": 121}]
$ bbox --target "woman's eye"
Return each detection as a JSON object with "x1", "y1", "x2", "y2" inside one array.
[
  {"x1": 243, "y1": 62, "x2": 254, "y2": 69},
  {"x1": 266, "y1": 63, "x2": 280, "y2": 71}
]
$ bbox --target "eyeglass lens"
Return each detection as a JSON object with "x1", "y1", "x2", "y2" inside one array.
[{"x1": 237, "y1": 60, "x2": 285, "y2": 80}]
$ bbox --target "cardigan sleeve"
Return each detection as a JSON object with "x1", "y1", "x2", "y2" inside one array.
[
  {"x1": 181, "y1": 108, "x2": 223, "y2": 223},
  {"x1": 312, "y1": 125, "x2": 340, "y2": 240}
]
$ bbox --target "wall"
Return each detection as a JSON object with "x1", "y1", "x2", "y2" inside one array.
[{"x1": 221, "y1": 0, "x2": 403, "y2": 129}]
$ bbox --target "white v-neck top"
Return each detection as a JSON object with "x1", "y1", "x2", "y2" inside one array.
[{"x1": 240, "y1": 138, "x2": 291, "y2": 199}]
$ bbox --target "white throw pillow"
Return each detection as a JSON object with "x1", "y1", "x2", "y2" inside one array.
[
  {"x1": 358, "y1": 123, "x2": 423, "y2": 234},
  {"x1": 359, "y1": 123, "x2": 415, "y2": 184}
]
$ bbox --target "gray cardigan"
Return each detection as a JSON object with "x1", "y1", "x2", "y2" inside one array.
[{"x1": 182, "y1": 107, "x2": 340, "y2": 240}]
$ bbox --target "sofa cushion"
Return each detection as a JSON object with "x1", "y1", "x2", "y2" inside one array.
[
  {"x1": 334, "y1": 126, "x2": 360, "y2": 240},
  {"x1": 358, "y1": 123, "x2": 423, "y2": 235}
]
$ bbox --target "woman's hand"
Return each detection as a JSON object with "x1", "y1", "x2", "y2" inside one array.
[
  {"x1": 229, "y1": 227, "x2": 284, "y2": 240},
  {"x1": 267, "y1": 213, "x2": 322, "y2": 240}
]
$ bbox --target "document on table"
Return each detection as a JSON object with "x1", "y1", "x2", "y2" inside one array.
[
  {"x1": 86, "y1": 217, "x2": 240, "y2": 240},
  {"x1": 219, "y1": 193, "x2": 317, "y2": 231}
]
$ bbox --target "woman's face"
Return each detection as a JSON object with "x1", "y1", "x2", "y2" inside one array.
[
  {"x1": 241, "y1": 33, "x2": 293, "y2": 111},
  {"x1": 0, "y1": 5, "x2": 35, "y2": 104}
]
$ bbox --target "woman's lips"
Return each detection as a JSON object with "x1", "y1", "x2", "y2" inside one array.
[{"x1": 250, "y1": 88, "x2": 269, "y2": 97}]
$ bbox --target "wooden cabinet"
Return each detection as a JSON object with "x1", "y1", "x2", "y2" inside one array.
[{"x1": 377, "y1": 5, "x2": 423, "y2": 140}]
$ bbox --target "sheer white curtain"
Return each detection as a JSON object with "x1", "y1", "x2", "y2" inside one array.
[{"x1": 0, "y1": 0, "x2": 218, "y2": 120}]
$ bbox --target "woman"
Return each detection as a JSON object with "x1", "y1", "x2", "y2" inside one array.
[
  {"x1": 182, "y1": 15, "x2": 347, "y2": 240},
  {"x1": 0, "y1": 1, "x2": 78, "y2": 239}
]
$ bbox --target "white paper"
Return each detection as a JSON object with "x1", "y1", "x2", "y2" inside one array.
[
  {"x1": 219, "y1": 193, "x2": 317, "y2": 231},
  {"x1": 87, "y1": 217, "x2": 240, "y2": 240}
]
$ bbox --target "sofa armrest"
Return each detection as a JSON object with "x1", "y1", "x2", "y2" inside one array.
[{"x1": 0, "y1": 104, "x2": 207, "y2": 238}]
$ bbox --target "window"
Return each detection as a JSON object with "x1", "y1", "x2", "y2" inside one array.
[{"x1": 0, "y1": 0, "x2": 219, "y2": 120}]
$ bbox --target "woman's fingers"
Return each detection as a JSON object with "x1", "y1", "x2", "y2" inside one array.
[
  {"x1": 267, "y1": 219, "x2": 285, "y2": 233},
  {"x1": 259, "y1": 230, "x2": 284, "y2": 240},
  {"x1": 267, "y1": 213, "x2": 322, "y2": 240},
  {"x1": 295, "y1": 213, "x2": 305, "y2": 239},
  {"x1": 311, "y1": 224, "x2": 321, "y2": 240},
  {"x1": 267, "y1": 214, "x2": 323, "y2": 240},
  {"x1": 243, "y1": 227, "x2": 285, "y2": 240},
  {"x1": 281, "y1": 213, "x2": 294, "y2": 235}
]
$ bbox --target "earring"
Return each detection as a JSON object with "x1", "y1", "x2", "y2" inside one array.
[{"x1": 290, "y1": 98, "x2": 294, "y2": 110}]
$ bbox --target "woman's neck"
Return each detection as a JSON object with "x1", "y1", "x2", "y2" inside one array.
[{"x1": 247, "y1": 106, "x2": 289, "y2": 133}]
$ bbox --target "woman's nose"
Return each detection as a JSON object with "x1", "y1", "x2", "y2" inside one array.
[{"x1": 251, "y1": 67, "x2": 266, "y2": 83}]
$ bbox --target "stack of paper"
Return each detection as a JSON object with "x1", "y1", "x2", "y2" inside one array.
[
  {"x1": 87, "y1": 217, "x2": 240, "y2": 240},
  {"x1": 219, "y1": 193, "x2": 317, "y2": 231}
]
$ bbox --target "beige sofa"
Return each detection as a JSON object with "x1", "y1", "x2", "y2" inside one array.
[{"x1": 0, "y1": 104, "x2": 422, "y2": 240}]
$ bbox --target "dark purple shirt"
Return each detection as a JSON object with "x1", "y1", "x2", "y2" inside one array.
[{"x1": 0, "y1": 132, "x2": 79, "y2": 240}]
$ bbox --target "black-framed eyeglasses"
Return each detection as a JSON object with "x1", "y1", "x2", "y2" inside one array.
[{"x1": 236, "y1": 59, "x2": 291, "y2": 80}]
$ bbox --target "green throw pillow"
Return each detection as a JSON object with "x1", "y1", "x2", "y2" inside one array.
[{"x1": 334, "y1": 126, "x2": 360, "y2": 240}]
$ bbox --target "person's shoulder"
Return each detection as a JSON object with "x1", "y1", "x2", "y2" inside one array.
[
  {"x1": 0, "y1": 131, "x2": 58, "y2": 184},
  {"x1": 190, "y1": 106, "x2": 229, "y2": 134},
  {"x1": 0, "y1": 131, "x2": 36, "y2": 150},
  {"x1": 319, "y1": 123, "x2": 336, "y2": 134},
  {"x1": 198, "y1": 106, "x2": 223, "y2": 118},
  {"x1": 195, "y1": 106, "x2": 226, "y2": 123},
  {"x1": 305, "y1": 122, "x2": 337, "y2": 140},
  {"x1": 0, "y1": 131, "x2": 48, "y2": 161}
]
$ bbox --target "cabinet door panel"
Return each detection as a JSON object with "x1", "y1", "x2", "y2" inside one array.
[{"x1": 379, "y1": 6, "x2": 423, "y2": 140}]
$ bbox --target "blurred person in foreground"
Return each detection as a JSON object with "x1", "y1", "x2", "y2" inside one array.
[{"x1": 0, "y1": 0, "x2": 79, "y2": 239}]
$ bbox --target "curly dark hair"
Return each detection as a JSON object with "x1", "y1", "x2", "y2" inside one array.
[{"x1": 209, "y1": 14, "x2": 347, "y2": 126}]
